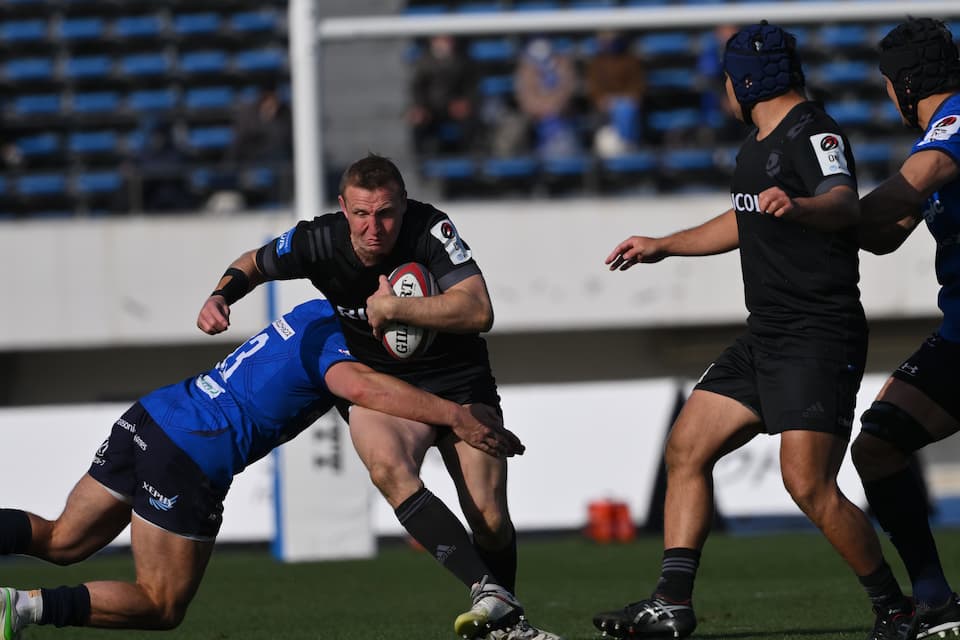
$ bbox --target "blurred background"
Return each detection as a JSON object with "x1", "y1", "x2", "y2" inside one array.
[{"x1": 2, "y1": 0, "x2": 960, "y2": 552}]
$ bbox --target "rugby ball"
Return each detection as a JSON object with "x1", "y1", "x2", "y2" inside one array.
[{"x1": 381, "y1": 262, "x2": 438, "y2": 360}]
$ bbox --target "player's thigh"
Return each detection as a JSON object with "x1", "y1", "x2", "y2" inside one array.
[
  {"x1": 129, "y1": 514, "x2": 215, "y2": 610},
  {"x1": 347, "y1": 405, "x2": 436, "y2": 472},
  {"x1": 36, "y1": 473, "x2": 131, "y2": 558},
  {"x1": 667, "y1": 389, "x2": 762, "y2": 468},
  {"x1": 439, "y1": 435, "x2": 508, "y2": 513}
]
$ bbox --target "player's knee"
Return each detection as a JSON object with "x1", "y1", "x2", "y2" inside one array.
[
  {"x1": 855, "y1": 402, "x2": 930, "y2": 473},
  {"x1": 781, "y1": 471, "x2": 835, "y2": 520}
]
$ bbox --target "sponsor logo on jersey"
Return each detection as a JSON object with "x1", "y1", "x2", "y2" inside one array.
[
  {"x1": 337, "y1": 348, "x2": 352, "y2": 357},
  {"x1": 272, "y1": 317, "x2": 296, "y2": 340},
  {"x1": 430, "y1": 219, "x2": 471, "y2": 265},
  {"x1": 920, "y1": 114, "x2": 960, "y2": 145},
  {"x1": 92, "y1": 438, "x2": 109, "y2": 466},
  {"x1": 196, "y1": 374, "x2": 225, "y2": 399},
  {"x1": 731, "y1": 192, "x2": 763, "y2": 214},
  {"x1": 922, "y1": 195, "x2": 944, "y2": 223},
  {"x1": 115, "y1": 417, "x2": 136, "y2": 433},
  {"x1": 143, "y1": 482, "x2": 179, "y2": 511},
  {"x1": 898, "y1": 361, "x2": 919, "y2": 376},
  {"x1": 809, "y1": 133, "x2": 850, "y2": 177},
  {"x1": 133, "y1": 434, "x2": 148, "y2": 451},
  {"x1": 275, "y1": 226, "x2": 296, "y2": 256}
]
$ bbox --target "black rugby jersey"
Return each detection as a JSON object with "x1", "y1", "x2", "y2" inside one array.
[
  {"x1": 731, "y1": 101, "x2": 866, "y2": 353},
  {"x1": 255, "y1": 199, "x2": 495, "y2": 395}
]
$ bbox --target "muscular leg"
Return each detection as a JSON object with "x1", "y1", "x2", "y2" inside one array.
[
  {"x1": 852, "y1": 378, "x2": 960, "y2": 610},
  {"x1": 17, "y1": 474, "x2": 132, "y2": 565},
  {"x1": 779, "y1": 429, "x2": 883, "y2": 575},
  {"x1": 439, "y1": 437, "x2": 514, "y2": 591},
  {"x1": 348, "y1": 407, "x2": 492, "y2": 588}
]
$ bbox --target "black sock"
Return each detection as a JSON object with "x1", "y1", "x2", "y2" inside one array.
[
  {"x1": 0, "y1": 509, "x2": 32, "y2": 555},
  {"x1": 654, "y1": 548, "x2": 700, "y2": 603},
  {"x1": 395, "y1": 487, "x2": 490, "y2": 588},
  {"x1": 864, "y1": 468, "x2": 951, "y2": 609},
  {"x1": 859, "y1": 562, "x2": 909, "y2": 611},
  {"x1": 474, "y1": 526, "x2": 517, "y2": 594},
  {"x1": 39, "y1": 585, "x2": 90, "y2": 627}
]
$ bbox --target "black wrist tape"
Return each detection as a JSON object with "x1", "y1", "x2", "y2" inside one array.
[{"x1": 211, "y1": 267, "x2": 250, "y2": 305}]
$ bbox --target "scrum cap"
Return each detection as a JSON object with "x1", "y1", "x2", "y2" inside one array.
[
  {"x1": 724, "y1": 21, "x2": 805, "y2": 125},
  {"x1": 879, "y1": 17, "x2": 960, "y2": 129}
]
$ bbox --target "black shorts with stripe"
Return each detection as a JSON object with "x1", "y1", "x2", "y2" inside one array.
[{"x1": 891, "y1": 332, "x2": 960, "y2": 421}]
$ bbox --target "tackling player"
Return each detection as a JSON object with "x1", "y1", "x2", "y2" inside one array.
[
  {"x1": 0, "y1": 298, "x2": 523, "y2": 639},
  {"x1": 854, "y1": 17, "x2": 960, "y2": 640},
  {"x1": 593, "y1": 22, "x2": 917, "y2": 640},
  {"x1": 196, "y1": 155, "x2": 562, "y2": 640}
]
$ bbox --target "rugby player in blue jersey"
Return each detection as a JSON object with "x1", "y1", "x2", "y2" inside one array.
[
  {"x1": 854, "y1": 17, "x2": 960, "y2": 640},
  {"x1": 0, "y1": 298, "x2": 522, "y2": 639}
]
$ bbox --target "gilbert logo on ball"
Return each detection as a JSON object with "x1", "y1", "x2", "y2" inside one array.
[{"x1": 381, "y1": 263, "x2": 438, "y2": 360}]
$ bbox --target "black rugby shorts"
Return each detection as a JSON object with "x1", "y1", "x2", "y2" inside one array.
[
  {"x1": 891, "y1": 332, "x2": 960, "y2": 421},
  {"x1": 695, "y1": 334, "x2": 865, "y2": 439},
  {"x1": 88, "y1": 402, "x2": 226, "y2": 540}
]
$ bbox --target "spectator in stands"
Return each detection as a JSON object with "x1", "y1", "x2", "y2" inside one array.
[
  {"x1": 135, "y1": 118, "x2": 195, "y2": 213},
  {"x1": 229, "y1": 85, "x2": 291, "y2": 166},
  {"x1": 515, "y1": 37, "x2": 581, "y2": 159},
  {"x1": 407, "y1": 34, "x2": 480, "y2": 155},
  {"x1": 696, "y1": 23, "x2": 747, "y2": 146},
  {"x1": 585, "y1": 31, "x2": 646, "y2": 158}
]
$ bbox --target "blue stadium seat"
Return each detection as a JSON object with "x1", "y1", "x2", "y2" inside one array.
[
  {"x1": 647, "y1": 68, "x2": 694, "y2": 90},
  {"x1": 5, "y1": 57, "x2": 54, "y2": 82},
  {"x1": 233, "y1": 48, "x2": 285, "y2": 73},
  {"x1": 421, "y1": 157, "x2": 475, "y2": 179},
  {"x1": 542, "y1": 155, "x2": 591, "y2": 176},
  {"x1": 478, "y1": 75, "x2": 514, "y2": 96},
  {"x1": 72, "y1": 91, "x2": 120, "y2": 114},
  {"x1": 63, "y1": 55, "x2": 112, "y2": 80},
  {"x1": 827, "y1": 100, "x2": 873, "y2": 128},
  {"x1": 185, "y1": 86, "x2": 235, "y2": 110},
  {"x1": 17, "y1": 173, "x2": 66, "y2": 197},
  {"x1": 229, "y1": 11, "x2": 278, "y2": 34},
  {"x1": 11, "y1": 93, "x2": 60, "y2": 116},
  {"x1": 0, "y1": 19, "x2": 47, "y2": 43},
  {"x1": 468, "y1": 38, "x2": 516, "y2": 62},
  {"x1": 128, "y1": 88, "x2": 178, "y2": 112},
  {"x1": 68, "y1": 131, "x2": 118, "y2": 155},
  {"x1": 876, "y1": 100, "x2": 902, "y2": 125},
  {"x1": 818, "y1": 24, "x2": 869, "y2": 49},
  {"x1": 114, "y1": 15, "x2": 164, "y2": 39},
  {"x1": 855, "y1": 141, "x2": 893, "y2": 165},
  {"x1": 120, "y1": 53, "x2": 171, "y2": 77},
  {"x1": 173, "y1": 13, "x2": 221, "y2": 37},
  {"x1": 15, "y1": 133, "x2": 59, "y2": 158},
  {"x1": 662, "y1": 148, "x2": 714, "y2": 171},
  {"x1": 180, "y1": 50, "x2": 228, "y2": 74},
  {"x1": 75, "y1": 171, "x2": 122, "y2": 194},
  {"x1": 58, "y1": 17, "x2": 104, "y2": 41},
  {"x1": 242, "y1": 166, "x2": 278, "y2": 190},
  {"x1": 482, "y1": 156, "x2": 537, "y2": 179},
  {"x1": 601, "y1": 150, "x2": 657, "y2": 174},
  {"x1": 454, "y1": 3, "x2": 503, "y2": 13},
  {"x1": 638, "y1": 32, "x2": 694, "y2": 58},
  {"x1": 512, "y1": 1, "x2": 560, "y2": 10},
  {"x1": 568, "y1": 0, "x2": 616, "y2": 8},
  {"x1": 815, "y1": 61, "x2": 872, "y2": 86},
  {"x1": 623, "y1": 0, "x2": 670, "y2": 5},
  {"x1": 188, "y1": 126, "x2": 234, "y2": 150},
  {"x1": 648, "y1": 108, "x2": 701, "y2": 133}
]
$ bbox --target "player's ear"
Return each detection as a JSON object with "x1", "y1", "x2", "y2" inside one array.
[{"x1": 338, "y1": 194, "x2": 347, "y2": 213}]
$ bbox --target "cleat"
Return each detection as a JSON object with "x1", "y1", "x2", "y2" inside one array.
[
  {"x1": 454, "y1": 577, "x2": 524, "y2": 640},
  {"x1": 487, "y1": 617, "x2": 564, "y2": 640},
  {"x1": 869, "y1": 603, "x2": 918, "y2": 640},
  {"x1": 918, "y1": 594, "x2": 960, "y2": 639},
  {"x1": 592, "y1": 596, "x2": 696, "y2": 639},
  {"x1": 0, "y1": 588, "x2": 20, "y2": 640}
]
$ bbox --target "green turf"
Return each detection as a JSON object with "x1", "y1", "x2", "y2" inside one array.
[{"x1": 4, "y1": 530, "x2": 959, "y2": 639}]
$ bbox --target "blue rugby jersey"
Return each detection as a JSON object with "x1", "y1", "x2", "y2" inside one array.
[
  {"x1": 911, "y1": 93, "x2": 960, "y2": 341},
  {"x1": 140, "y1": 299, "x2": 356, "y2": 489}
]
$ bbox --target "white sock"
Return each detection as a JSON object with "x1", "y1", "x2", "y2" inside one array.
[{"x1": 14, "y1": 589, "x2": 42, "y2": 626}]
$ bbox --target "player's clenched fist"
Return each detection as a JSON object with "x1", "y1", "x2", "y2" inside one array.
[{"x1": 197, "y1": 296, "x2": 231, "y2": 334}]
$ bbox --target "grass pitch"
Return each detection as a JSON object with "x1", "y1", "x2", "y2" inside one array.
[{"x1": 5, "y1": 530, "x2": 959, "y2": 639}]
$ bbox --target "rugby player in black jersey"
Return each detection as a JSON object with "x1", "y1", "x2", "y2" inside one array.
[
  {"x1": 196, "y1": 155, "x2": 561, "y2": 640},
  {"x1": 593, "y1": 23, "x2": 916, "y2": 640}
]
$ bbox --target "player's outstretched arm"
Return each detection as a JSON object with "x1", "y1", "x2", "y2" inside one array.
[
  {"x1": 606, "y1": 209, "x2": 739, "y2": 271},
  {"x1": 325, "y1": 361, "x2": 524, "y2": 458},
  {"x1": 197, "y1": 249, "x2": 267, "y2": 335},
  {"x1": 366, "y1": 273, "x2": 494, "y2": 336}
]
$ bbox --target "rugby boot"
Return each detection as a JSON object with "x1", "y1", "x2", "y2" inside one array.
[
  {"x1": 918, "y1": 593, "x2": 960, "y2": 638},
  {"x1": 454, "y1": 576, "x2": 524, "y2": 639},
  {"x1": 0, "y1": 588, "x2": 21, "y2": 640},
  {"x1": 869, "y1": 602, "x2": 918, "y2": 640},
  {"x1": 593, "y1": 595, "x2": 696, "y2": 638},
  {"x1": 486, "y1": 617, "x2": 564, "y2": 640}
]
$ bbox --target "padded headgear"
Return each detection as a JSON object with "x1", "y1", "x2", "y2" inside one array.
[
  {"x1": 723, "y1": 21, "x2": 805, "y2": 126},
  {"x1": 879, "y1": 17, "x2": 960, "y2": 129}
]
